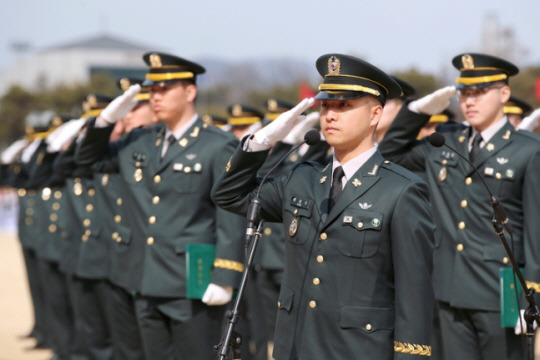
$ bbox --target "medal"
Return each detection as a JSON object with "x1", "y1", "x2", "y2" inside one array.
[
  {"x1": 134, "y1": 168, "x2": 143, "y2": 182},
  {"x1": 289, "y1": 218, "x2": 298, "y2": 237},
  {"x1": 438, "y1": 167, "x2": 447, "y2": 182}
]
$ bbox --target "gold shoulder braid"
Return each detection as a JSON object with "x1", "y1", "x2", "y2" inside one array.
[{"x1": 394, "y1": 341, "x2": 431, "y2": 356}]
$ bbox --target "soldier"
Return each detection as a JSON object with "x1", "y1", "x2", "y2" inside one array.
[
  {"x1": 379, "y1": 53, "x2": 540, "y2": 360},
  {"x1": 226, "y1": 104, "x2": 264, "y2": 139},
  {"x1": 416, "y1": 109, "x2": 455, "y2": 140},
  {"x1": 503, "y1": 95, "x2": 532, "y2": 128},
  {"x1": 75, "y1": 52, "x2": 245, "y2": 360},
  {"x1": 212, "y1": 53, "x2": 435, "y2": 360}
]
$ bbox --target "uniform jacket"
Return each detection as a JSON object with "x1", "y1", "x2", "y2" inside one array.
[
  {"x1": 212, "y1": 142, "x2": 435, "y2": 360},
  {"x1": 379, "y1": 105, "x2": 540, "y2": 310},
  {"x1": 75, "y1": 119, "x2": 245, "y2": 297}
]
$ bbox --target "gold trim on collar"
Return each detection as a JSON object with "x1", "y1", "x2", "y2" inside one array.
[
  {"x1": 319, "y1": 83, "x2": 380, "y2": 97},
  {"x1": 145, "y1": 72, "x2": 194, "y2": 81},
  {"x1": 455, "y1": 73, "x2": 507, "y2": 85}
]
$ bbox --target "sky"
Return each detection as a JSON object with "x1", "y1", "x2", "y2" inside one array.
[{"x1": 1, "y1": 0, "x2": 539, "y2": 77}]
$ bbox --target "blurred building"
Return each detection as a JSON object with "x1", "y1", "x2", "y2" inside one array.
[{"x1": 0, "y1": 34, "x2": 153, "y2": 95}]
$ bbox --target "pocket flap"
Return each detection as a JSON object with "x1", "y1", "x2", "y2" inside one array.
[
  {"x1": 340, "y1": 306, "x2": 394, "y2": 332},
  {"x1": 277, "y1": 284, "x2": 294, "y2": 312}
]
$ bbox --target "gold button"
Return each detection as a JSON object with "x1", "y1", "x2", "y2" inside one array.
[
  {"x1": 111, "y1": 232, "x2": 119, "y2": 240},
  {"x1": 81, "y1": 234, "x2": 89, "y2": 242},
  {"x1": 116, "y1": 198, "x2": 123, "y2": 206},
  {"x1": 313, "y1": 278, "x2": 320, "y2": 285},
  {"x1": 154, "y1": 175, "x2": 161, "y2": 183},
  {"x1": 114, "y1": 215, "x2": 121, "y2": 223},
  {"x1": 316, "y1": 255, "x2": 324, "y2": 263},
  {"x1": 83, "y1": 219, "x2": 91, "y2": 227},
  {"x1": 17, "y1": 188, "x2": 27, "y2": 197},
  {"x1": 52, "y1": 202, "x2": 60, "y2": 210},
  {"x1": 277, "y1": 301, "x2": 281, "y2": 308},
  {"x1": 147, "y1": 237, "x2": 155, "y2": 245},
  {"x1": 25, "y1": 208, "x2": 34, "y2": 216},
  {"x1": 293, "y1": 209, "x2": 299, "y2": 215},
  {"x1": 149, "y1": 216, "x2": 157, "y2": 224},
  {"x1": 320, "y1": 233, "x2": 327, "y2": 240},
  {"x1": 496, "y1": 172, "x2": 502, "y2": 179},
  {"x1": 465, "y1": 177, "x2": 472, "y2": 185},
  {"x1": 458, "y1": 221, "x2": 466, "y2": 230},
  {"x1": 116, "y1": 236, "x2": 122, "y2": 243},
  {"x1": 50, "y1": 213, "x2": 58, "y2": 222},
  {"x1": 152, "y1": 196, "x2": 160, "y2": 204},
  {"x1": 357, "y1": 222, "x2": 364, "y2": 229},
  {"x1": 503, "y1": 257, "x2": 509, "y2": 264},
  {"x1": 366, "y1": 324, "x2": 372, "y2": 331},
  {"x1": 25, "y1": 218, "x2": 33, "y2": 225},
  {"x1": 457, "y1": 244, "x2": 464, "y2": 251},
  {"x1": 84, "y1": 229, "x2": 91, "y2": 236},
  {"x1": 48, "y1": 224, "x2": 57, "y2": 233},
  {"x1": 54, "y1": 190, "x2": 62, "y2": 199},
  {"x1": 135, "y1": 161, "x2": 141, "y2": 167},
  {"x1": 264, "y1": 228, "x2": 272, "y2": 236},
  {"x1": 460, "y1": 200, "x2": 468, "y2": 208},
  {"x1": 88, "y1": 188, "x2": 95, "y2": 196},
  {"x1": 309, "y1": 300, "x2": 317, "y2": 309},
  {"x1": 442, "y1": 159, "x2": 448, "y2": 165},
  {"x1": 86, "y1": 204, "x2": 94, "y2": 212}
]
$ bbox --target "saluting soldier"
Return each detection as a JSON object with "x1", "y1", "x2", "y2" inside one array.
[
  {"x1": 379, "y1": 53, "x2": 540, "y2": 360},
  {"x1": 75, "y1": 52, "x2": 245, "y2": 360},
  {"x1": 503, "y1": 95, "x2": 532, "y2": 128},
  {"x1": 212, "y1": 53, "x2": 435, "y2": 360}
]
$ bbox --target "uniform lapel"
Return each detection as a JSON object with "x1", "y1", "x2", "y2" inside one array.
[
  {"x1": 473, "y1": 121, "x2": 514, "y2": 168},
  {"x1": 151, "y1": 125, "x2": 166, "y2": 167},
  {"x1": 314, "y1": 161, "x2": 332, "y2": 222},
  {"x1": 157, "y1": 119, "x2": 203, "y2": 173},
  {"x1": 323, "y1": 151, "x2": 383, "y2": 228}
]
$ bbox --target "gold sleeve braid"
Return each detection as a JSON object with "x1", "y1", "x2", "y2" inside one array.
[
  {"x1": 394, "y1": 341, "x2": 431, "y2": 356},
  {"x1": 526, "y1": 281, "x2": 540, "y2": 293},
  {"x1": 213, "y1": 258, "x2": 244, "y2": 273}
]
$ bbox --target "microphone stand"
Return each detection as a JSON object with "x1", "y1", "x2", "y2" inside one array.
[
  {"x1": 215, "y1": 133, "x2": 319, "y2": 359},
  {"x1": 429, "y1": 133, "x2": 540, "y2": 359}
]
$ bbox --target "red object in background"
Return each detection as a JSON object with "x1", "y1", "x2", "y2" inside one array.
[
  {"x1": 535, "y1": 77, "x2": 540, "y2": 102},
  {"x1": 298, "y1": 81, "x2": 318, "y2": 107}
]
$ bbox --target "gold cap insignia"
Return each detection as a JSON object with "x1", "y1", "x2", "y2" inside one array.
[
  {"x1": 120, "y1": 78, "x2": 131, "y2": 91},
  {"x1": 51, "y1": 116, "x2": 63, "y2": 127},
  {"x1": 328, "y1": 56, "x2": 341, "y2": 75},
  {"x1": 87, "y1": 94, "x2": 97, "y2": 108},
  {"x1": 149, "y1": 53, "x2": 162, "y2": 68},
  {"x1": 268, "y1": 99, "x2": 278, "y2": 112},
  {"x1": 82, "y1": 101, "x2": 91, "y2": 113},
  {"x1": 232, "y1": 104, "x2": 243, "y2": 117},
  {"x1": 462, "y1": 54, "x2": 474, "y2": 70},
  {"x1": 202, "y1": 114, "x2": 212, "y2": 124}
]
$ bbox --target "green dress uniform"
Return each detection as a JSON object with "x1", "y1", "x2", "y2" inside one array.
[
  {"x1": 380, "y1": 106, "x2": 540, "y2": 359},
  {"x1": 212, "y1": 141, "x2": 435, "y2": 360},
  {"x1": 76, "y1": 118, "x2": 245, "y2": 359}
]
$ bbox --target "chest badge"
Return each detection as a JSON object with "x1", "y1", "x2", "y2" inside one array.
[
  {"x1": 438, "y1": 167, "x2": 447, "y2": 182},
  {"x1": 134, "y1": 168, "x2": 143, "y2": 182},
  {"x1": 359, "y1": 202, "x2": 372, "y2": 210},
  {"x1": 497, "y1": 157, "x2": 509, "y2": 165},
  {"x1": 289, "y1": 218, "x2": 298, "y2": 237}
]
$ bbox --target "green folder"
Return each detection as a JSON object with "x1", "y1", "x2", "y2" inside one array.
[
  {"x1": 500, "y1": 267, "x2": 523, "y2": 327},
  {"x1": 186, "y1": 244, "x2": 216, "y2": 299}
]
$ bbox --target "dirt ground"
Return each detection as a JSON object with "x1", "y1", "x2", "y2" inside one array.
[{"x1": 0, "y1": 230, "x2": 52, "y2": 360}]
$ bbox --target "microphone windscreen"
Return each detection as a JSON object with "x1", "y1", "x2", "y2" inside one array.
[
  {"x1": 429, "y1": 133, "x2": 446, "y2": 148},
  {"x1": 304, "y1": 129, "x2": 321, "y2": 146}
]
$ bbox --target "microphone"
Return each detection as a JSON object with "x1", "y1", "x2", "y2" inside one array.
[
  {"x1": 245, "y1": 129, "x2": 321, "y2": 240},
  {"x1": 428, "y1": 132, "x2": 513, "y2": 235}
]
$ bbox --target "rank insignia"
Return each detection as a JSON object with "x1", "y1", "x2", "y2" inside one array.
[
  {"x1": 134, "y1": 168, "x2": 143, "y2": 182},
  {"x1": 352, "y1": 178, "x2": 362, "y2": 187},
  {"x1": 438, "y1": 167, "x2": 447, "y2": 182},
  {"x1": 367, "y1": 164, "x2": 379, "y2": 176},
  {"x1": 371, "y1": 218, "x2": 381, "y2": 228},
  {"x1": 189, "y1": 127, "x2": 200, "y2": 138},
  {"x1": 458, "y1": 136, "x2": 465, "y2": 143},
  {"x1": 289, "y1": 218, "x2": 298, "y2": 237},
  {"x1": 343, "y1": 216, "x2": 353, "y2": 223},
  {"x1": 320, "y1": 176, "x2": 327, "y2": 184},
  {"x1": 486, "y1": 143, "x2": 495, "y2": 151},
  {"x1": 173, "y1": 163, "x2": 184, "y2": 172},
  {"x1": 502, "y1": 130, "x2": 511, "y2": 140},
  {"x1": 179, "y1": 138, "x2": 188, "y2": 147}
]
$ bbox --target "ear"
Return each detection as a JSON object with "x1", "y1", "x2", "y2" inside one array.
[
  {"x1": 500, "y1": 85, "x2": 511, "y2": 103},
  {"x1": 185, "y1": 83, "x2": 198, "y2": 102},
  {"x1": 370, "y1": 103, "x2": 384, "y2": 127}
]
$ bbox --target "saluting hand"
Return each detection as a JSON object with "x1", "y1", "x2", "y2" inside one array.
[
  {"x1": 517, "y1": 107, "x2": 540, "y2": 132},
  {"x1": 282, "y1": 111, "x2": 320, "y2": 145},
  {"x1": 99, "y1": 84, "x2": 141, "y2": 125},
  {"x1": 254, "y1": 97, "x2": 315, "y2": 146},
  {"x1": 408, "y1": 86, "x2": 456, "y2": 115}
]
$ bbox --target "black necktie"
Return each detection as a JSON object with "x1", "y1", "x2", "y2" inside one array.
[
  {"x1": 329, "y1": 166, "x2": 345, "y2": 211},
  {"x1": 161, "y1": 134, "x2": 176, "y2": 159},
  {"x1": 470, "y1": 133, "x2": 483, "y2": 162}
]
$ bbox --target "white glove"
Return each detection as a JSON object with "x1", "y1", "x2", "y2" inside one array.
[
  {"x1": 201, "y1": 283, "x2": 233, "y2": 306},
  {"x1": 254, "y1": 98, "x2": 315, "y2": 146},
  {"x1": 46, "y1": 118, "x2": 86, "y2": 153},
  {"x1": 515, "y1": 309, "x2": 538, "y2": 335},
  {"x1": 1, "y1": 139, "x2": 29, "y2": 164},
  {"x1": 408, "y1": 86, "x2": 456, "y2": 115},
  {"x1": 99, "y1": 84, "x2": 141, "y2": 125},
  {"x1": 246, "y1": 121, "x2": 262, "y2": 134},
  {"x1": 517, "y1": 107, "x2": 540, "y2": 132},
  {"x1": 282, "y1": 111, "x2": 320, "y2": 145}
]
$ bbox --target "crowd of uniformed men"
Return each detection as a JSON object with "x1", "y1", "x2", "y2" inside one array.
[{"x1": 1, "y1": 49, "x2": 540, "y2": 360}]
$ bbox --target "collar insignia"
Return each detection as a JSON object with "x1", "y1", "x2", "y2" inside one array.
[
  {"x1": 486, "y1": 143, "x2": 495, "y2": 151},
  {"x1": 320, "y1": 175, "x2": 327, "y2": 184},
  {"x1": 352, "y1": 178, "x2": 362, "y2": 187},
  {"x1": 459, "y1": 136, "x2": 465, "y2": 143},
  {"x1": 502, "y1": 130, "x2": 511, "y2": 140},
  {"x1": 367, "y1": 164, "x2": 379, "y2": 176}
]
